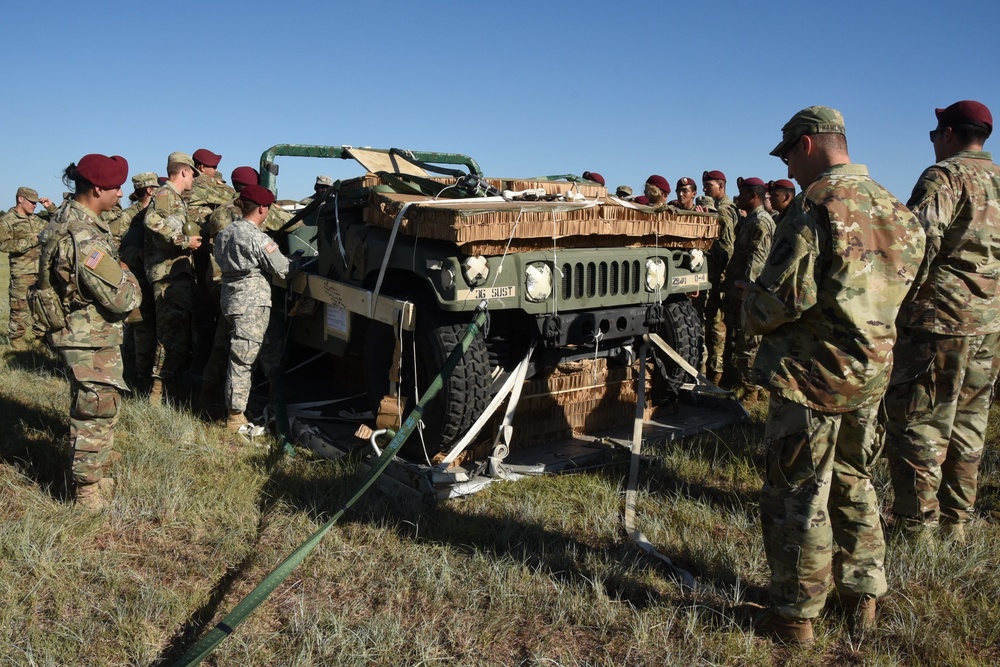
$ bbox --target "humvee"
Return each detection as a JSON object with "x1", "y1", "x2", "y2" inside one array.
[{"x1": 262, "y1": 145, "x2": 716, "y2": 458}]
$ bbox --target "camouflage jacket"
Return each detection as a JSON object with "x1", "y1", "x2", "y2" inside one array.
[
  {"x1": 186, "y1": 173, "x2": 236, "y2": 232},
  {"x1": 42, "y1": 200, "x2": 142, "y2": 349},
  {"x1": 726, "y1": 205, "x2": 775, "y2": 292},
  {"x1": 118, "y1": 204, "x2": 151, "y2": 287},
  {"x1": 0, "y1": 207, "x2": 50, "y2": 277},
  {"x1": 710, "y1": 195, "x2": 738, "y2": 283},
  {"x1": 144, "y1": 181, "x2": 194, "y2": 283},
  {"x1": 898, "y1": 150, "x2": 1000, "y2": 336},
  {"x1": 215, "y1": 218, "x2": 290, "y2": 326},
  {"x1": 204, "y1": 198, "x2": 294, "y2": 285},
  {"x1": 105, "y1": 201, "x2": 144, "y2": 248},
  {"x1": 743, "y1": 164, "x2": 926, "y2": 412}
]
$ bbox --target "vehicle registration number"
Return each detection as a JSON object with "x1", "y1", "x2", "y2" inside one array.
[{"x1": 459, "y1": 286, "x2": 516, "y2": 300}]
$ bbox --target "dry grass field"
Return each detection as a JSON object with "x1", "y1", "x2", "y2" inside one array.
[{"x1": 1, "y1": 257, "x2": 998, "y2": 666}]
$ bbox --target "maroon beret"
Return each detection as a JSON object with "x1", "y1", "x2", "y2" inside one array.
[
  {"x1": 239, "y1": 184, "x2": 276, "y2": 208},
  {"x1": 702, "y1": 170, "x2": 726, "y2": 182},
  {"x1": 768, "y1": 178, "x2": 795, "y2": 191},
  {"x1": 231, "y1": 166, "x2": 260, "y2": 187},
  {"x1": 935, "y1": 100, "x2": 993, "y2": 132},
  {"x1": 77, "y1": 154, "x2": 129, "y2": 189},
  {"x1": 645, "y1": 174, "x2": 671, "y2": 195},
  {"x1": 633, "y1": 195, "x2": 650, "y2": 205},
  {"x1": 582, "y1": 171, "x2": 606, "y2": 186},
  {"x1": 192, "y1": 148, "x2": 222, "y2": 168},
  {"x1": 737, "y1": 176, "x2": 767, "y2": 190},
  {"x1": 675, "y1": 176, "x2": 696, "y2": 190}
]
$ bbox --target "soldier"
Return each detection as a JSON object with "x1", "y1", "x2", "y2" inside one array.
[
  {"x1": 643, "y1": 175, "x2": 671, "y2": 207},
  {"x1": 614, "y1": 185, "x2": 633, "y2": 200},
  {"x1": 702, "y1": 170, "x2": 737, "y2": 385},
  {"x1": 299, "y1": 175, "x2": 333, "y2": 206},
  {"x1": 724, "y1": 177, "x2": 775, "y2": 400},
  {"x1": 199, "y1": 166, "x2": 292, "y2": 415},
  {"x1": 884, "y1": 100, "x2": 1000, "y2": 546},
  {"x1": 0, "y1": 187, "x2": 56, "y2": 349},
  {"x1": 193, "y1": 148, "x2": 228, "y2": 186},
  {"x1": 667, "y1": 177, "x2": 705, "y2": 210},
  {"x1": 766, "y1": 178, "x2": 796, "y2": 224},
  {"x1": 742, "y1": 106, "x2": 925, "y2": 643},
  {"x1": 213, "y1": 185, "x2": 291, "y2": 432},
  {"x1": 37, "y1": 154, "x2": 142, "y2": 509},
  {"x1": 117, "y1": 172, "x2": 159, "y2": 393},
  {"x1": 144, "y1": 152, "x2": 203, "y2": 404}
]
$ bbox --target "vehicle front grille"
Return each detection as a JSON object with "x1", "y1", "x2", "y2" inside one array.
[{"x1": 560, "y1": 260, "x2": 642, "y2": 301}]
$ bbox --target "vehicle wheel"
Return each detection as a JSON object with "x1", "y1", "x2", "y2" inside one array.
[
  {"x1": 364, "y1": 307, "x2": 492, "y2": 458},
  {"x1": 652, "y1": 298, "x2": 703, "y2": 395}
]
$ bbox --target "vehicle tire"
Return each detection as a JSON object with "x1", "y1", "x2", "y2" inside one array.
[
  {"x1": 652, "y1": 298, "x2": 703, "y2": 395},
  {"x1": 363, "y1": 307, "x2": 492, "y2": 458}
]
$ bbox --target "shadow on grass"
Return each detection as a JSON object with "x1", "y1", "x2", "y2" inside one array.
[{"x1": 0, "y1": 348, "x2": 72, "y2": 501}]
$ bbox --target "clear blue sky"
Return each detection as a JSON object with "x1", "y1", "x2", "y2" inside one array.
[{"x1": 2, "y1": 0, "x2": 997, "y2": 206}]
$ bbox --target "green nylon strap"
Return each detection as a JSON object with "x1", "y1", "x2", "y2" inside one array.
[{"x1": 172, "y1": 304, "x2": 488, "y2": 667}]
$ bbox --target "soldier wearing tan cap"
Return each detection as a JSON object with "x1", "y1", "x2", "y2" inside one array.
[
  {"x1": 0, "y1": 187, "x2": 56, "y2": 348},
  {"x1": 144, "y1": 152, "x2": 203, "y2": 404}
]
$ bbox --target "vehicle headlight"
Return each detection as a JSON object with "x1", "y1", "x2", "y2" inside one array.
[
  {"x1": 463, "y1": 255, "x2": 489, "y2": 286},
  {"x1": 645, "y1": 257, "x2": 666, "y2": 292},
  {"x1": 525, "y1": 262, "x2": 553, "y2": 302}
]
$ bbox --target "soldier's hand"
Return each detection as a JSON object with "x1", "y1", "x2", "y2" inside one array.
[
  {"x1": 187, "y1": 235, "x2": 203, "y2": 250},
  {"x1": 39, "y1": 197, "x2": 54, "y2": 209}
]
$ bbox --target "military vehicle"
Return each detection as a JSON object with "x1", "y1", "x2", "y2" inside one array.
[{"x1": 261, "y1": 145, "x2": 720, "y2": 464}]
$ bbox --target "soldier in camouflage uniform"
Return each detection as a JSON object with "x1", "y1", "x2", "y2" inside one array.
[
  {"x1": 213, "y1": 185, "x2": 290, "y2": 432},
  {"x1": 116, "y1": 172, "x2": 159, "y2": 393},
  {"x1": 742, "y1": 107, "x2": 925, "y2": 643},
  {"x1": 884, "y1": 100, "x2": 1000, "y2": 546},
  {"x1": 144, "y1": 152, "x2": 203, "y2": 404},
  {"x1": 0, "y1": 187, "x2": 56, "y2": 348},
  {"x1": 298, "y1": 175, "x2": 333, "y2": 206},
  {"x1": 667, "y1": 177, "x2": 709, "y2": 211},
  {"x1": 37, "y1": 155, "x2": 142, "y2": 510},
  {"x1": 197, "y1": 167, "x2": 294, "y2": 415},
  {"x1": 188, "y1": 149, "x2": 238, "y2": 372},
  {"x1": 766, "y1": 179, "x2": 796, "y2": 225},
  {"x1": 702, "y1": 170, "x2": 736, "y2": 385},
  {"x1": 724, "y1": 177, "x2": 775, "y2": 400}
]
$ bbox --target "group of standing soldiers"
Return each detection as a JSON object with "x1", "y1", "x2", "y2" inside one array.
[{"x1": 1, "y1": 149, "x2": 295, "y2": 510}]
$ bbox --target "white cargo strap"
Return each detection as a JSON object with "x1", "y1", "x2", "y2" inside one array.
[
  {"x1": 625, "y1": 337, "x2": 699, "y2": 591},
  {"x1": 434, "y1": 343, "x2": 533, "y2": 469}
]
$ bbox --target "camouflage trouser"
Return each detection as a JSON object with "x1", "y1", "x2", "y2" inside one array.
[
  {"x1": 59, "y1": 346, "x2": 126, "y2": 486},
  {"x1": 704, "y1": 291, "x2": 726, "y2": 379},
  {"x1": 151, "y1": 275, "x2": 193, "y2": 383},
  {"x1": 224, "y1": 306, "x2": 283, "y2": 412},
  {"x1": 8, "y1": 271, "x2": 44, "y2": 340},
  {"x1": 884, "y1": 330, "x2": 1000, "y2": 525},
  {"x1": 123, "y1": 283, "x2": 156, "y2": 391},
  {"x1": 724, "y1": 299, "x2": 759, "y2": 390},
  {"x1": 761, "y1": 395, "x2": 886, "y2": 620}
]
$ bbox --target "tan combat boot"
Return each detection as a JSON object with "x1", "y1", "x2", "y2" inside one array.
[
  {"x1": 940, "y1": 521, "x2": 967, "y2": 546},
  {"x1": 149, "y1": 379, "x2": 164, "y2": 405},
  {"x1": 76, "y1": 478, "x2": 115, "y2": 511},
  {"x1": 759, "y1": 611, "x2": 815, "y2": 645},
  {"x1": 226, "y1": 410, "x2": 249, "y2": 432},
  {"x1": 843, "y1": 594, "x2": 876, "y2": 639}
]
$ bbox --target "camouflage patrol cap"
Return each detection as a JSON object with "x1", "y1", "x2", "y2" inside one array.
[
  {"x1": 131, "y1": 172, "x2": 159, "y2": 190},
  {"x1": 770, "y1": 106, "x2": 846, "y2": 157},
  {"x1": 167, "y1": 151, "x2": 201, "y2": 176},
  {"x1": 615, "y1": 185, "x2": 633, "y2": 197},
  {"x1": 16, "y1": 187, "x2": 38, "y2": 203},
  {"x1": 315, "y1": 175, "x2": 333, "y2": 186},
  {"x1": 696, "y1": 195, "x2": 717, "y2": 210}
]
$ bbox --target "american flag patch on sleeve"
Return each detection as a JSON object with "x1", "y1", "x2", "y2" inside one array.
[
  {"x1": 265, "y1": 241, "x2": 278, "y2": 253},
  {"x1": 85, "y1": 249, "x2": 105, "y2": 269}
]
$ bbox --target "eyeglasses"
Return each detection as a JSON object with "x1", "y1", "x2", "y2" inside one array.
[
  {"x1": 929, "y1": 128, "x2": 942, "y2": 142},
  {"x1": 779, "y1": 136, "x2": 804, "y2": 165}
]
